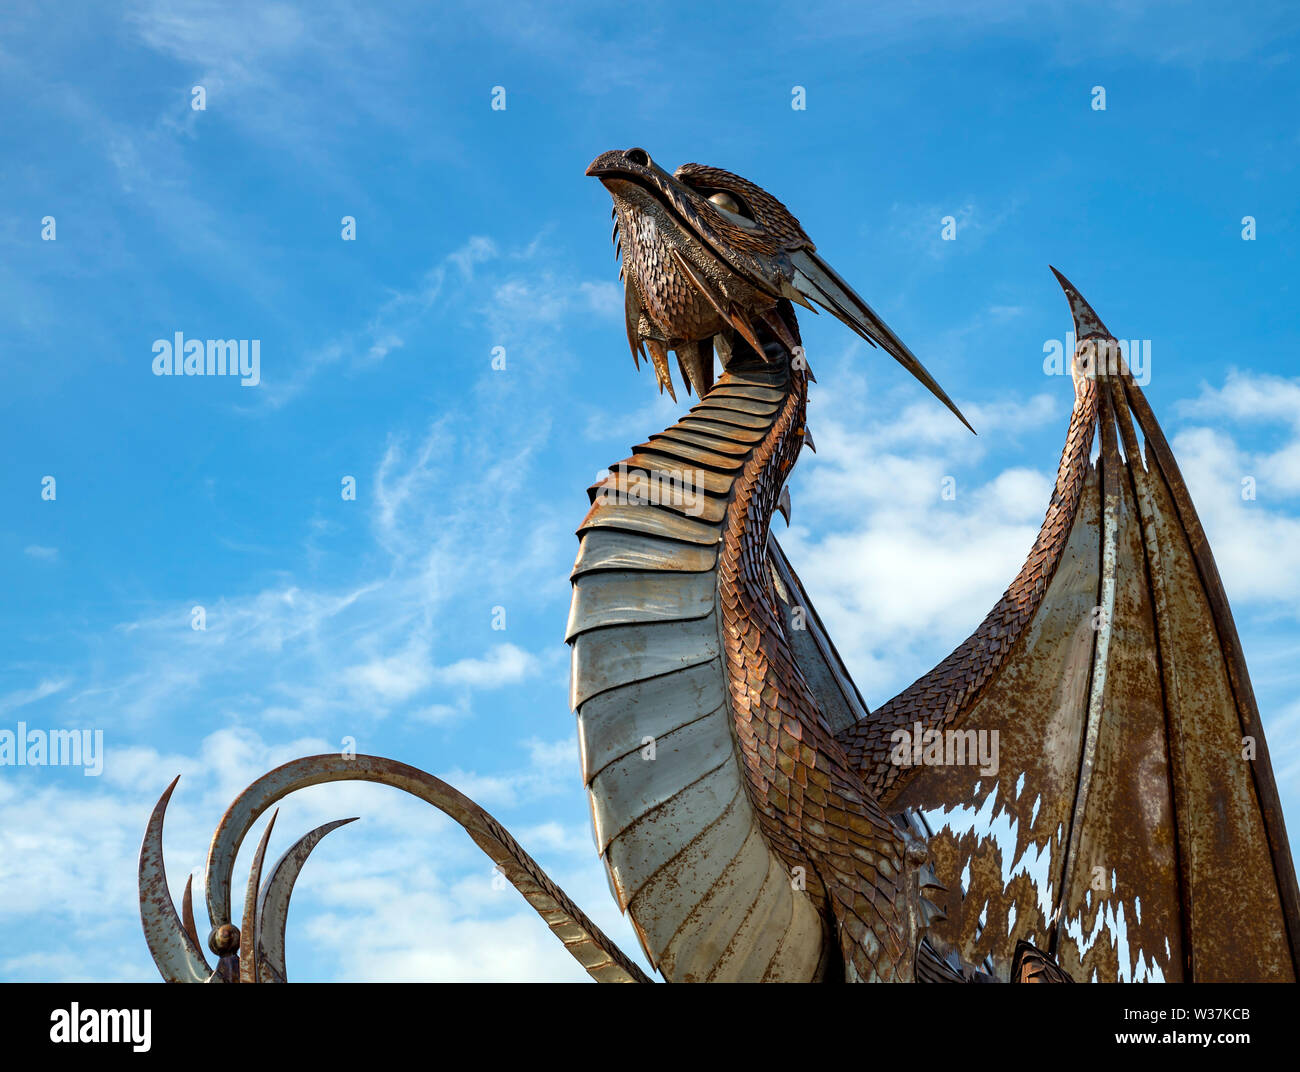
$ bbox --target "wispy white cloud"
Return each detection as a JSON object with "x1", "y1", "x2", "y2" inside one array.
[
  {"x1": 785, "y1": 364, "x2": 1300, "y2": 716},
  {"x1": 436, "y1": 736, "x2": 579, "y2": 809},
  {"x1": 0, "y1": 678, "x2": 69, "y2": 716},
  {"x1": 434, "y1": 643, "x2": 540, "y2": 689},
  {"x1": 256, "y1": 236, "x2": 499, "y2": 410},
  {"x1": 0, "y1": 717, "x2": 651, "y2": 983},
  {"x1": 344, "y1": 638, "x2": 436, "y2": 703},
  {"x1": 783, "y1": 368, "x2": 1062, "y2": 698},
  {"x1": 890, "y1": 199, "x2": 1020, "y2": 259},
  {"x1": 125, "y1": 0, "x2": 433, "y2": 166},
  {"x1": 1171, "y1": 425, "x2": 1300, "y2": 608},
  {"x1": 1179, "y1": 368, "x2": 1300, "y2": 428}
]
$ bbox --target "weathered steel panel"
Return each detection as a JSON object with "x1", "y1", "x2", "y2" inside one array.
[{"x1": 577, "y1": 658, "x2": 726, "y2": 784}]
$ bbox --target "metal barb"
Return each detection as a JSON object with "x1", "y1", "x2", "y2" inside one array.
[
  {"x1": 255, "y1": 818, "x2": 359, "y2": 983},
  {"x1": 181, "y1": 873, "x2": 201, "y2": 952},
  {"x1": 174, "y1": 748, "x2": 655, "y2": 982},
  {"x1": 238, "y1": 808, "x2": 279, "y2": 983},
  {"x1": 777, "y1": 486, "x2": 792, "y2": 526}
]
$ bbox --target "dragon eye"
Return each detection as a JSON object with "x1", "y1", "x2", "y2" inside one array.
[{"x1": 708, "y1": 191, "x2": 743, "y2": 215}]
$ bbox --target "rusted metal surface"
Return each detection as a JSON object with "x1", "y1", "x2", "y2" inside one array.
[
  {"x1": 255, "y1": 819, "x2": 359, "y2": 983},
  {"x1": 837, "y1": 358, "x2": 1100, "y2": 793},
  {"x1": 569, "y1": 163, "x2": 1298, "y2": 982},
  {"x1": 1121, "y1": 373, "x2": 1300, "y2": 974},
  {"x1": 852, "y1": 273, "x2": 1298, "y2": 981},
  {"x1": 140, "y1": 153, "x2": 1296, "y2": 984},
  {"x1": 238, "y1": 808, "x2": 277, "y2": 984},
  {"x1": 180, "y1": 874, "x2": 200, "y2": 953},
  {"x1": 571, "y1": 149, "x2": 975, "y2": 981},
  {"x1": 139, "y1": 754, "x2": 650, "y2": 983},
  {"x1": 568, "y1": 367, "x2": 829, "y2": 982},
  {"x1": 138, "y1": 776, "x2": 217, "y2": 983}
]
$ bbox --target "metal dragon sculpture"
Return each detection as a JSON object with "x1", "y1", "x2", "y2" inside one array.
[{"x1": 139, "y1": 147, "x2": 1300, "y2": 983}]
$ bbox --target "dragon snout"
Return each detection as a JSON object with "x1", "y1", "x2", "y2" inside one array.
[{"x1": 585, "y1": 146, "x2": 654, "y2": 179}]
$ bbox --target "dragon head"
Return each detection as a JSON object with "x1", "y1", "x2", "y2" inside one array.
[{"x1": 587, "y1": 146, "x2": 971, "y2": 431}]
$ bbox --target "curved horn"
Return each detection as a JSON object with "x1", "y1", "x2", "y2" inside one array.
[
  {"x1": 138, "y1": 777, "x2": 217, "y2": 983},
  {"x1": 255, "y1": 817, "x2": 358, "y2": 983},
  {"x1": 202, "y1": 753, "x2": 651, "y2": 983}
]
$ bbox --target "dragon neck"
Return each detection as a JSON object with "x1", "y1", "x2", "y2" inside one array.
[
  {"x1": 704, "y1": 361, "x2": 844, "y2": 869},
  {"x1": 567, "y1": 336, "x2": 920, "y2": 980}
]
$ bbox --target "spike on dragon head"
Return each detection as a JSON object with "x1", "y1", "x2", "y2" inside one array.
[{"x1": 587, "y1": 146, "x2": 973, "y2": 432}]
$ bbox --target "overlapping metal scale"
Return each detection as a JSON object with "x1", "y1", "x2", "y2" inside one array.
[{"x1": 567, "y1": 369, "x2": 828, "y2": 981}]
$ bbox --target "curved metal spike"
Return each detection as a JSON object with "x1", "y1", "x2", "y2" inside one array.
[
  {"x1": 645, "y1": 338, "x2": 676, "y2": 401},
  {"x1": 789, "y1": 250, "x2": 972, "y2": 433},
  {"x1": 255, "y1": 818, "x2": 358, "y2": 983},
  {"x1": 777, "y1": 486, "x2": 791, "y2": 526},
  {"x1": 670, "y1": 248, "x2": 729, "y2": 322},
  {"x1": 760, "y1": 307, "x2": 799, "y2": 354},
  {"x1": 625, "y1": 281, "x2": 645, "y2": 370},
  {"x1": 918, "y1": 861, "x2": 945, "y2": 892},
  {"x1": 202, "y1": 754, "x2": 651, "y2": 983},
  {"x1": 675, "y1": 339, "x2": 713, "y2": 398},
  {"x1": 727, "y1": 303, "x2": 767, "y2": 357},
  {"x1": 239, "y1": 808, "x2": 279, "y2": 984},
  {"x1": 1050, "y1": 266, "x2": 1113, "y2": 341},
  {"x1": 181, "y1": 873, "x2": 201, "y2": 951},
  {"x1": 139, "y1": 777, "x2": 216, "y2": 983},
  {"x1": 802, "y1": 427, "x2": 816, "y2": 453},
  {"x1": 675, "y1": 353, "x2": 693, "y2": 397}
]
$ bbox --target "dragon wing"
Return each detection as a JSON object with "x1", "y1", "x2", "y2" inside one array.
[{"x1": 829, "y1": 271, "x2": 1300, "y2": 982}]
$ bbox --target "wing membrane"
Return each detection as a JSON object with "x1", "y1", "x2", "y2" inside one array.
[{"x1": 833, "y1": 284, "x2": 1299, "y2": 982}]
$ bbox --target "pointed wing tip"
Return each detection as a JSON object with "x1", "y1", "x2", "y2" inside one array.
[{"x1": 1050, "y1": 266, "x2": 1113, "y2": 340}]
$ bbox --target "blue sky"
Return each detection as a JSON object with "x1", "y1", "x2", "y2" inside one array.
[{"x1": 1, "y1": 0, "x2": 1298, "y2": 981}]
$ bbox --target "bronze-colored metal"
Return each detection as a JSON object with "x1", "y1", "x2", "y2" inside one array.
[
  {"x1": 567, "y1": 152, "x2": 1296, "y2": 982},
  {"x1": 836, "y1": 271, "x2": 1298, "y2": 981},
  {"x1": 139, "y1": 152, "x2": 1296, "y2": 984}
]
